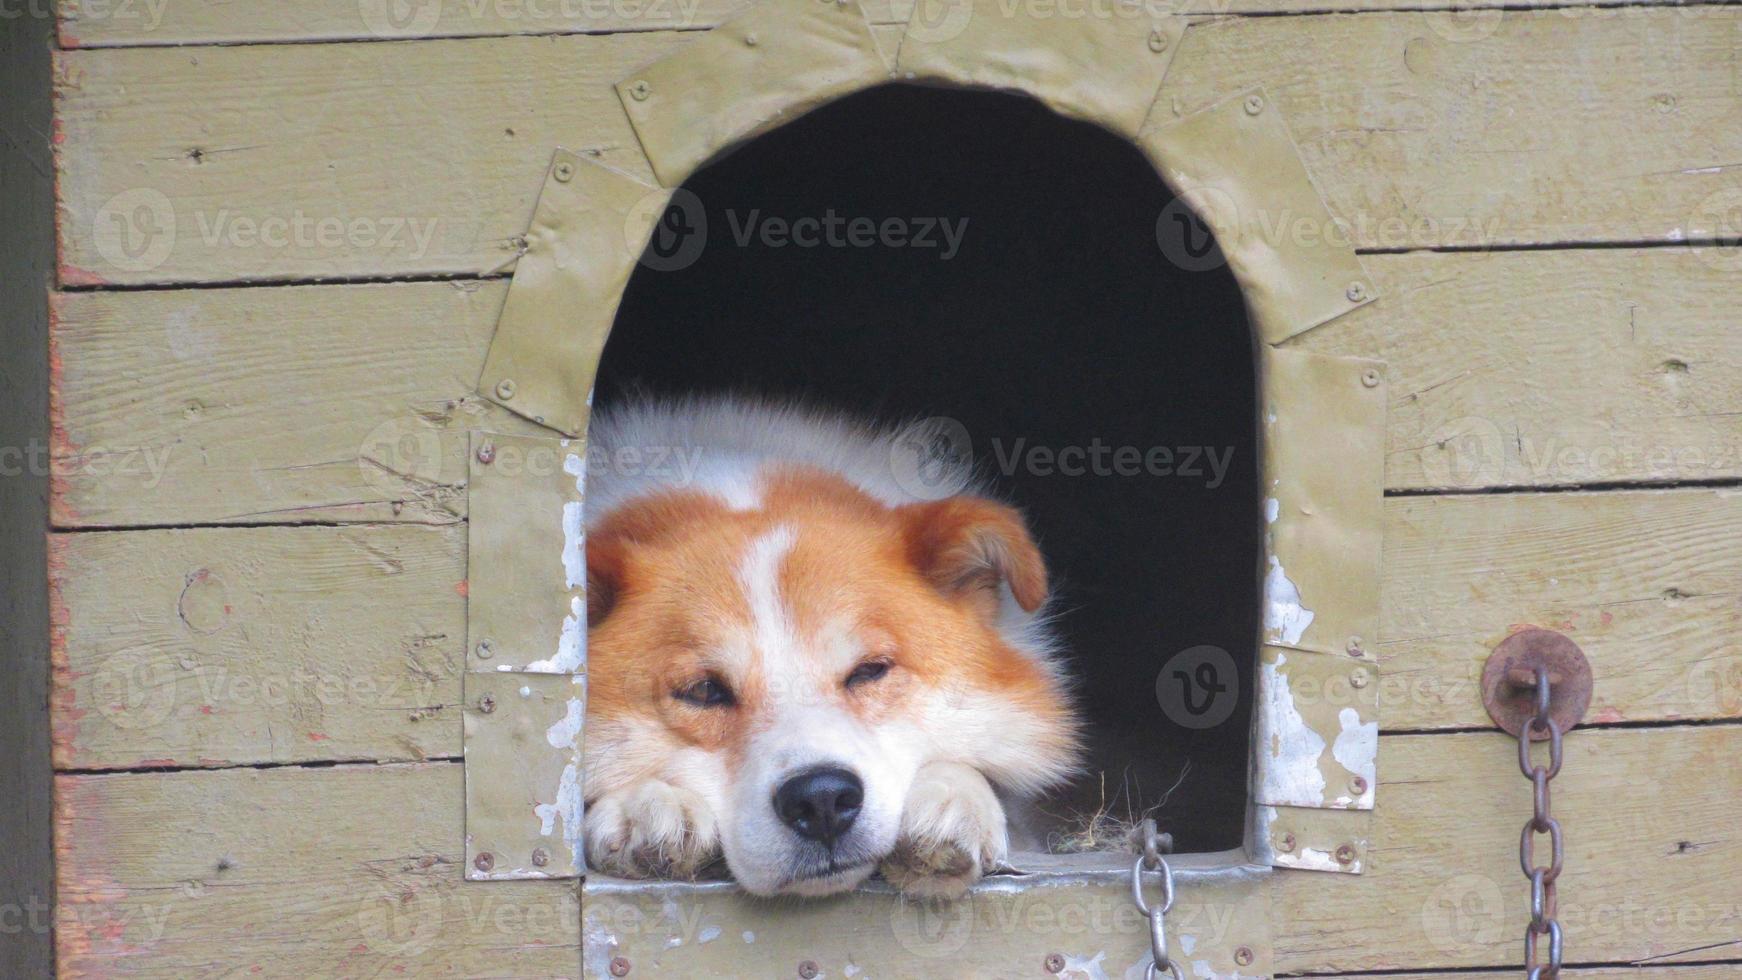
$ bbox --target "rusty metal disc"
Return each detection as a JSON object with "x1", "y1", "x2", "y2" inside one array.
[{"x1": 1481, "y1": 629, "x2": 1593, "y2": 740}]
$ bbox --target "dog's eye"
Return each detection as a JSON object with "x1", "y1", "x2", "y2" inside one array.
[
  {"x1": 674, "y1": 677, "x2": 734, "y2": 708},
  {"x1": 845, "y1": 660, "x2": 892, "y2": 689}
]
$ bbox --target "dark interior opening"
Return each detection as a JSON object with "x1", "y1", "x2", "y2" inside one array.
[{"x1": 598, "y1": 84, "x2": 1257, "y2": 854}]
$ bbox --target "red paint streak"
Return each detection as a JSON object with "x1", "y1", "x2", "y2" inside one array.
[
  {"x1": 307, "y1": 732, "x2": 330, "y2": 742},
  {"x1": 48, "y1": 534, "x2": 84, "y2": 768},
  {"x1": 454, "y1": 579, "x2": 469, "y2": 597},
  {"x1": 1593, "y1": 706, "x2": 1625, "y2": 724},
  {"x1": 47, "y1": 295, "x2": 86, "y2": 526},
  {"x1": 199, "y1": 705, "x2": 216, "y2": 715},
  {"x1": 1599, "y1": 610, "x2": 1614, "y2": 627},
  {"x1": 136, "y1": 759, "x2": 178, "y2": 768}
]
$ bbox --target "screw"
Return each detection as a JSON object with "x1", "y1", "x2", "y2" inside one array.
[
  {"x1": 532, "y1": 847, "x2": 550, "y2": 867},
  {"x1": 1234, "y1": 946, "x2": 1255, "y2": 967},
  {"x1": 1335, "y1": 843, "x2": 1357, "y2": 865},
  {"x1": 494, "y1": 378, "x2": 517, "y2": 401},
  {"x1": 1244, "y1": 94, "x2": 1264, "y2": 115},
  {"x1": 609, "y1": 957, "x2": 632, "y2": 977},
  {"x1": 798, "y1": 961, "x2": 820, "y2": 979},
  {"x1": 627, "y1": 80, "x2": 651, "y2": 101},
  {"x1": 476, "y1": 443, "x2": 496, "y2": 465},
  {"x1": 478, "y1": 694, "x2": 496, "y2": 714},
  {"x1": 553, "y1": 161, "x2": 575, "y2": 183},
  {"x1": 1350, "y1": 669, "x2": 1370, "y2": 689},
  {"x1": 1347, "y1": 281, "x2": 1371, "y2": 304},
  {"x1": 1278, "y1": 832, "x2": 1297, "y2": 854},
  {"x1": 745, "y1": 32, "x2": 758, "y2": 46},
  {"x1": 1350, "y1": 775, "x2": 1369, "y2": 795},
  {"x1": 1346, "y1": 636, "x2": 1365, "y2": 658},
  {"x1": 474, "y1": 852, "x2": 495, "y2": 872},
  {"x1": 476, "y1": 639, "x2": 495, "y2": 660},
  {"x1": 1361, "y1": 367, "x2": 1381, "y2": 388},
  {"x1": 1045, "y1": 952, "x2": 1066, "y2": 973},
  {"x1": 1148, "y1": 29, "x2": 1169, "y2": 53}
]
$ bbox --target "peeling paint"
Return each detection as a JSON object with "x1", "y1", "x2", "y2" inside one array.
[
  {"x1": 1331, "y1": 706, "x2": 1377, "y2": 805},
  {"x1": 1257, "y1": 653, "x2": 1327, "y2": 806},
  {"x1": 545, "y1": 697, "x2": 583, "y2": 749},
  {"x1": 512, "y1": 594, "x2": 585, "y2": 673},
  {"x1": 1263, "y1": 497, "x2": 1279, "y2": 524},
  {"x1": 1063, "y1": 950, "x2": 1109, "y2": 980},
  {"x1": 1263, "y1": 556, "x2": 1314, "y2": 646}
]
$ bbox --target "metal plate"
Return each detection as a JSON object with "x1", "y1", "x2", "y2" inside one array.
[
  {"x1": 1138, "y1": 87, "x2": 1377, "y2": 346},
  {"x1": 465, "y1": 670, "x2": 587, "y2": 880},
  {"x1": 1482, "y1": 629, "x2": 1594, "y2": 739},
  {"x1": 465, "y1": 431, "x2": 588, "y2": 672},
  {"x1": 1250, "y1": 348, "x2": 1385, "y2": 842},
  {"x1": 582, "y1": 860, "x2": 1271, "y2": 978},
  {"x1": 615, "y1": 0, "x2": 891, "y2": 187},
  {"x1": 1254, "y1": 805, "x2": 1371, "y2": 876},
  {"x1": 893, "y1": 0, "x2": 1185, "y2": 139},
  {"x1": 478, "y1": 151, "x2": 668, "y2": 438}
]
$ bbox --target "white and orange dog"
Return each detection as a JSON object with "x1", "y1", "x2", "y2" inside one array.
[{"x1": 581, "y1": 397, "x2": 1080, "y2": 898}]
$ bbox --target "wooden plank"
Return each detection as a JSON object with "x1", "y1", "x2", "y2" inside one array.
[
  {"x1": 52, "y1": 729, "x2": 1740, "y2": 975},
  {"x1": 48, "y1": 485, "x2": 1741, "y2": 765},
  {"x1": 50, "y1": 245, "x2": 1742, "y2": 528},
  {"x1": 1276, "y1": 725, "x2": 1742, "y2": 972},
  {"x1": 58, "y1": 0, "x2": 913, "y2": 47},
  {"x1": 54, "y1": 8, "x2": 1742, "y2": 285},
  {"x1": 1380, "y1": 488, "x2": 1742, "y2": 731},
  {"x1": 54, "y1": 762, "x2": 580, "y2": 978},
  {"x1": 53, "y1": 0, "x2": 1697, "y2": 47},
  {"x1": 1310, "y1": 249, "x2": 1742, "y2": 492},
  {"x1": 0, "y1": 4, "x2": 61, "y2": 977},
  {"x1": 49, "y1": 281, "x2": 550, "y2": 528},
  {"x1": 1327, "y1": 969, "x2": 1742, "y2": 980},
  {"x1": 49, "y1": 525, "x2": 468, "y2": 770}
]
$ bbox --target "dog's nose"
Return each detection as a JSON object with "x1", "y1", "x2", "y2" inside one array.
[{"x1": 774, "y1": 767, "x2": 864, "y2": 845}]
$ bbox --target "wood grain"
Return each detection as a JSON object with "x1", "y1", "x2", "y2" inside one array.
[
  {"x1": 51, "y1": 728, "x2": 1742, "y2": 975},
  {"x1": 53, "y1": 8, "x2": 1742, "y2": 284},
  {"x1": 1274, "y1": 726, "x2": 1742, "y2": 972},
  {"x1": 49, "y1": 525, "x2": 468, "y2": 770},
  {"x1": 54, "y1": 762, "x2": 580, "y2": 978},
  {"x1": 49, "y1": 485, "x2": 1742, "y2": 764}
]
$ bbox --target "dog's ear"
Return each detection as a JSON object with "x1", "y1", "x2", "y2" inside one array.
[
  {"x1": 900, "y1": 497, "x2": 1048, "y2": 616},
  {"x1": 586, "y1": 536, "x2": 628, "y2": 625}
]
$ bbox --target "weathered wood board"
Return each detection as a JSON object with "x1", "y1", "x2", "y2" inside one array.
[
  {"x1": 52, "y1": 727, "x2": 1741, "y2": 976},
  {"x1": 1273, "y1": 726, "x2": 1742, "y2": 972},
  {"x1": 49, "y1": 281, "x2": 549, "y2": 528},
  {"x1": 49, "y1": 525, "x2": 468, "y2": 770},
  {"x1": 49, "y1": 246, "x2": 1742, "y2": 529},
  {"x1": 50, "y1": 485, "x2": 1741, "y2": 765},
  {"x1": 54, "y1": 762, "x2": 580, "y2": 977},
  {"x1": 53, "y1": 8, "x2": 1742, "y2": 285},
  {"x1": 1330, "y1": 971, "x2": 1741, "y2": 980}
]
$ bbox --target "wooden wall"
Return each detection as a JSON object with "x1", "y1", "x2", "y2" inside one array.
[
  {"x1": 2, "y1": 7, "x2": 59, "y2": 978},
  {"x1": 43, "y1": 0, "x2": 1742, "y2": 976}
]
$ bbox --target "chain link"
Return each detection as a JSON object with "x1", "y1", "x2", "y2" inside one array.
[
  {"x1": 1516, "y1": 667, "x2": 1565, "y2": 979},
  {"x1": 1129, "y1": 819, "x2": 1183, "y2": 980}
]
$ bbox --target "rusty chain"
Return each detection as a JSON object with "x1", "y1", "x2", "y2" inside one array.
[
  {"x1": 1517, "y1": 666, "x2": 1565, "y2": 979},
  {"x1": 1129, "y1": 819, "x2": 1183, "y2": 980}
]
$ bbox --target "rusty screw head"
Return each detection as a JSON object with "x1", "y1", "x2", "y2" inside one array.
[
  {"x1": 553, "y1": 161, "x2": 575, "y2": 183},
  {"x1": 476, "y1": 442, "x2": 496, "y2": 465},
  {"x1": 609, "y1": 957, "x2": 632, "y2": 977},
  {"x1": 475, "y1": 639, "x2": 494, "y2": 660},
  {"x1": 1346, "y1": 636, "x2": 1365, "y2": 658},
  {"x1": 1278, "y1": 832, "x2": 1297, "y2": 854},
  {"x1": 1334, "y1": 843, "x2": 1357, "y2": 865},
  {"x1": 1234, "y1": 946, "x2": 1255, "y2": 967},
  {"x1": 531, "y1": 847, "x2": 550, "y2": 867},
  {"x1": 473, "y1": 852, "x2": 495, "y2": 872},
  {"x1": 797, "y1": 961, "x2": 819, "y2": 979},
  {"x1": 1350, "y1": 775, "x2": 1369, "y2": 795},
  {"x1": 1044, "y1": 952, "x2": 1066, "y2": 973},
  {"x1": 477, "y1": 694, "x2": 496, "y2": 714}
]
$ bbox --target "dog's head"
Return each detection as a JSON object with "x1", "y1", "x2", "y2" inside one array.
[{"x1": 583, "y1": 467, "x2": 1078, "y2": 896}]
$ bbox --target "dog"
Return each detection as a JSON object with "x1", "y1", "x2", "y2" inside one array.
[{"x1": 580, "y1": 396, "x2": 1080, "y2": 898}]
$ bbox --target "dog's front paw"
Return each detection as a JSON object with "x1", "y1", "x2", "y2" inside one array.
[
  {"x1": 585, "y1": 780, "x2": 721, "y2": 880},
  {"x1": 880, "y1": 762, "x2": 1008, "y2": 900}
]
